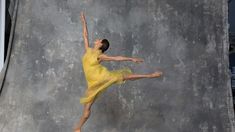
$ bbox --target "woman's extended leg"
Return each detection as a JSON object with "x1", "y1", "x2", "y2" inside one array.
[
  {"x1": 123, "y1": 71, "x2": 162, "y2": 81},
  {"x1": 74, "y1": 99, "x2": 95, "y2": 132}
]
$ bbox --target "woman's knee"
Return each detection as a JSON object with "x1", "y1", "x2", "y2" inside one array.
[{"x1": 123, "y1": 74, "x2": 134, "y2": 81}]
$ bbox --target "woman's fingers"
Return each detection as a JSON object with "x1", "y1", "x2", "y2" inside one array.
[
  {"x1": 138, "y1": 58, "x2": 144, "y2": 62},
  {"x1": 80, "y1": 11, "x2": 84, "y2": 17},
  {"x1": 133, "y1": 58, "x2": 144, "y2": 63},
  {"x1": 80, "y1": 12, "x2": 86, "y2": 21},
  {"x1": 136, "y1": 58, "x2": 144, "y2": 62}
]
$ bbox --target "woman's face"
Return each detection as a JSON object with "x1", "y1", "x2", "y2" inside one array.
[{"x1": 94, "y1": 39, "x2": 102, "y2": 48}]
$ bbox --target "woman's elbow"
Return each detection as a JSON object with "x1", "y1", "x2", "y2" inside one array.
[{"x1": 115, "y1": 56, "x2": 124, "y2": 61}]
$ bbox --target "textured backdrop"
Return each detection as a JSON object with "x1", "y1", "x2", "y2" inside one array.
[{"x1": 0, "y1": 0, "x2": 234, "y2": 132}]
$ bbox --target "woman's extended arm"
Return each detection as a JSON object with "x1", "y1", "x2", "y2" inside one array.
[
  {"x1": 98, "y1": 54, "x2": 144, "y2": 63},
  {"x1": 80, "y1": 12, "x2": 89, "y2": 51}
]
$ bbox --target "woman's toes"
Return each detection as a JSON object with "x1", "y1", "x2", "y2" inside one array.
[
  {"x1": 151, "y1": 71, "x2": 162, "y2": 77},
  {"x1": 74, "y1": 128, "x2": 81, "y2": 132},
  {"x1": 75, "y1": 129, "x2": 81, "y2": 132}
]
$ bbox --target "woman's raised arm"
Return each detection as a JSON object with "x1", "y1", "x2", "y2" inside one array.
[{"x1": 80, "y1": 12, "x2": 89, "y2": 51}]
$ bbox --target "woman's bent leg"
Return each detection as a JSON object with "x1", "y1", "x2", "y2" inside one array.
[
  {"x1": 74, "y1": 99, "x2": 95, "y2": 132},
  {"x1": 123, "y1": 71, "x2": 162, "y2": 81}
]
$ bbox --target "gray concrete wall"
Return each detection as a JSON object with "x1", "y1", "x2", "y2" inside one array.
[{"x1": 0, "y1": 0, "x2": 234, "y2": 132}]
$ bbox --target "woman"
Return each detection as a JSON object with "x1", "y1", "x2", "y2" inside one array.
[{"x1": 74, "y1": 12, "x2": 163, "y2": 132}]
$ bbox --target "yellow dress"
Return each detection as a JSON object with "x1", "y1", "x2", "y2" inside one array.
[{"x1": 80, "y1": 47, "x2": 133, "y2": 104}]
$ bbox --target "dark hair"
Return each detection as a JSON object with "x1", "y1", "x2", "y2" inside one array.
[{"x1": 99, "y1": 39, "x2": 110, "y2": 53}]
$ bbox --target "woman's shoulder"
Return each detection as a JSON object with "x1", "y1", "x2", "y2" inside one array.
[
  {"x1": 83, "y1": 47, "x2": 93, "y2": 57},
  {"x1": 83, "y1": 47, "x2": 102, "y2": 56},
  {"x1": 89, "y1": 47, "x2": 102, "y2": 53},
  {"x1": 84, "y1": 47, "x2": 92, "y2": 53},
  {"x1": 87, "y1": 47, "x2": 92, "y2": 50}
]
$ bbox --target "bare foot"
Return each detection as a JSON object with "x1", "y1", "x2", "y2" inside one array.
[
  {"x1": 74, "y1": 128, "x2": 81, "y2": 132},
  {"x1": 149, "y1": 71, "x2": 163, "y2": 78}
]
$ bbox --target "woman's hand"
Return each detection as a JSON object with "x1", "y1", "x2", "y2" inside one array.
[
  {"x1": 131, "y1": 58, "x2": 144, "y2": 63},
  {"x1": 80, "y1": 12, "x2": 86, "y2": 24},
  {"x1": 80, "y1": 11, "x2": 89, "y2": 50}
]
